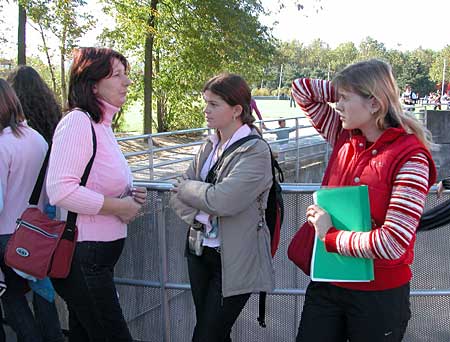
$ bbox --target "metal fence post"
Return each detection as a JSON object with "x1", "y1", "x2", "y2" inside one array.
[
  {"x1": 148, "y1": 135, "x2": 154, "y2": 180},
  {"x1": 157, "y1": 192, "x2": 171, "y2": 342},
  {"x1": 295, "y1": 117, "x2": 300, "y2": 182}
]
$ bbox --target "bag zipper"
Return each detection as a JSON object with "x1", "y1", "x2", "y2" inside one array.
[{"x1": 16, "y1": 219, "x2": 59, "y2": 239}]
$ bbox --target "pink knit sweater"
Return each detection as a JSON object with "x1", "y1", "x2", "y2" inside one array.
[
  {"x1": 0, "y1": 123, "x2": 47, "y2": 235},
  {"x1": 46, "y1": 100, "x2": 132, "y2": 242}
]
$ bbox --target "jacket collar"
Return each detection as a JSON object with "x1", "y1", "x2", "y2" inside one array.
[{"x1": 350, "y1": 127, "x2": 407, "y2": 149}]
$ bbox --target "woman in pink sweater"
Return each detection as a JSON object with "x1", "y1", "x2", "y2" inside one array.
[
  {"x1": 47, "y1": 47, "x2": 146, "y2": 342},
  {"x1": 0, "y1": 79, "x2": 48, "y2": 341}
]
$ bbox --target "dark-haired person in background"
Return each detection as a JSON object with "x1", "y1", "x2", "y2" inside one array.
[
  {"x1": 46, "y1": 47, "x2": 147, "y2": 341},
  {"x1": 8, "y1": 65, "x2": 64, "y2": 342},
  {"x1": 8, "y1": 66, "x2": 61, "y2": 145}
]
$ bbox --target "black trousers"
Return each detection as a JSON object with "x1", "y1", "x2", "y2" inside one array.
[
  {"x1": 297, "y1": 281, "x2": 411, "y2": 342},
  {"x1": 52, "y1": 239, "x2": 132, "y2": 342},
  {"x1": 187, "y1": 247, "x2": 251, "y2": 342}
]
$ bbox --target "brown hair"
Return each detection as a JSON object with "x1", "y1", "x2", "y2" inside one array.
[
  {"x1": 332, "y1": 59, "x2": 432, "y2": 148},
  {"x1": 203, "y1": 73, "x2": 256, "y2": 128},
  {"x1": 68, "y1": 47, "x2": 129, "y2": 123},
  {"x1": 0, "y1": 79, "x2": 25, "y2": 136}
]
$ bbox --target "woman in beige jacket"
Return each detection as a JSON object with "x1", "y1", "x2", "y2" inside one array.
[{"x1": 170, "y1": 73, "x2": 274, "y2": 342}]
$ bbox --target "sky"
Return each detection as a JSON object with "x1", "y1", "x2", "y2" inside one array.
[
  {"x1": 1, "y1": 0, "x2": 450, "y2": 60},
  {"x1": 263, "y1": 0, "x2": 450, "y2": 51}
]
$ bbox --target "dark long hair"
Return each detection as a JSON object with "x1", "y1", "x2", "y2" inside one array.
[
  {"x1": 68, "y1": 47, "x2": 129, "y2": 123},
  {"x1": 0, "y1": 79, "x2": 25, "y2": 136},
  {"x1": 203, "y1": 73, "x2": 256, "y2": 128},
  {"x1": 7, "y1": 66, "x2": 62, "y2": 144}
]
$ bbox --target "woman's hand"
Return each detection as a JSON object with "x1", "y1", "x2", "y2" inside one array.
[
  {"x1": 116, "y1": 196, "x2": 142, "y2": 224},
  {"x1": 306, "y1": 204, "x2": 333, "y2": 241},
  {"x1": 171, "y1": 174, "x2": 188, "y2": 193},
  {"x1": 132, "y1": 186, "x2": 147, "y2": 205},
  {"x1": 99, "y1": 195, "x2": 144, "y2": 224}
]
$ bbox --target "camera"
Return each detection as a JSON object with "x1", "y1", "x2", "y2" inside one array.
[{"x1": 188, "y1": 226, "x2": 204, "y2": 256}]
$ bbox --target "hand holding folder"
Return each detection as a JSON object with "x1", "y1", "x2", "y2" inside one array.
[{"x1": 310, "y1": 185, "x2": 374, "y2": 282}]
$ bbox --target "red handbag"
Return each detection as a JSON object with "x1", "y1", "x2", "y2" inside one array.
[
  {"x1": 287, "y1": 221, "x2": 316, "y2": 276},
  {"x1": 5, "y1": 113, "x2": 96, "y2": 280},
  {"x1": 6, "y1": 207, "x2": 77, "y2": 279}
]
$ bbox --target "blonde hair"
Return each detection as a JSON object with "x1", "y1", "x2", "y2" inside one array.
[{"x1": 332, "y1": 59, "x2": 432, "y2": 148}]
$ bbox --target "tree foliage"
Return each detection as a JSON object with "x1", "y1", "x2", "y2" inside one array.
[
  {"x1": 100, "y1": 0, "x2": 276, "y2": 132},
  {"x1": 260, "y1": 36, "x2": 444, "y2": 100},
  {"x1": 18, "y1": 0, "x2": 95, "y2": 105},
  {"x1": 8, "y1": 0, "x2": 450, "y2": 133},
  {"x1": 429, "y1": 46, "x2": 450, "y2": 87}
]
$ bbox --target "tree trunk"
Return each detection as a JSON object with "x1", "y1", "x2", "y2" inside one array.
[
  {"x1": 17, "y1": 4, "x2": 26, "y2": 65},
  {"x1": 60, "y1": 26, "x2": 67, "y2": 108},
  {"x1": 143, "y1": 0, "x2": 159, "y2": 134},
  {"x1": 38, "y1": 23, "x2": 57, "y2": 93},
  {"x1": 60, "y1": 50, "x2": 67, "y2": 108},
  {"x1": 144, "y1": 35, "x2": 153, "y2": 134},
  {"x1": 156, "y1": 50, "x2": 164, "y2": 132}
]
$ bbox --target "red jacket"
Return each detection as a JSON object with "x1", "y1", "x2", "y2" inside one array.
[{"x1": 324, "y1": 127, "x2": 436, "y2": 291}]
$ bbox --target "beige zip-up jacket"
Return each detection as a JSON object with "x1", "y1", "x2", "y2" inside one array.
[{"x1": 170, "y1": 130, "x2": 274, "y2": 297}]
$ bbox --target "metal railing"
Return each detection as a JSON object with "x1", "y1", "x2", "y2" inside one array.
[
  {"x1": 117, "y1": 107, "x2": 434, "y2": 183},
  {"x1": 111, "y1": 182, "x2": 450, "y2": 342},
  {"x1": 117, "y1": 116, "x2": 329, "y2": 182}
]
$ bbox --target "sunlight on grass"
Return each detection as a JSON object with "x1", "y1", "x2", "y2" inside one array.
[{"x1": 121, "y1": 99, "x2": 304, "y2": 133}]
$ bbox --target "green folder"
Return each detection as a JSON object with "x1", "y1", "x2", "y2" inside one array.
[{"x1": 311, "y1": 185, "x2": 374, "y2": 282}]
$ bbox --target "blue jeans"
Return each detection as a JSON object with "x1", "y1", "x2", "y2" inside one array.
[
  {"x1": 52, "y1": 239, "x2": 132, "y2": 342},
  {"x1": 0, "y1": 234, "x2": 63, "y2": 342}
]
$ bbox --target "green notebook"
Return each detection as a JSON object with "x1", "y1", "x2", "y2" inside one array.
[{"x1": 311, "y1": 185, "x2": 374, "y2": 282}]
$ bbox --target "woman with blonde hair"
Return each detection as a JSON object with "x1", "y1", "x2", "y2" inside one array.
[{"x1": 291, "y1": 59, "x2": 436, "y2": 342}]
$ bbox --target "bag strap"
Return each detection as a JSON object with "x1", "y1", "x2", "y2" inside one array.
[
  {"x1": 28, "y1": 110, "x2": 97, "y2": 228},
  {"x1": 29, "y1": 148, "x2": 51, "y2": 205},
  {"x1": 205, "y1": 135, "x2": 259, "y2": 184},
  {"x1": 66, "y1": 115, "x2": 97, "y2": 226}
]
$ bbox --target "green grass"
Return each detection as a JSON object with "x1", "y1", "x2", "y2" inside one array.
[
  {"x1": 121, "y1": 99, "x2": 302, "y2": 133},
  {"x1": 121, "y1": 99, "x2": 444, "y2": 133},
  {"x1": 254, "y1": 99, "x2": 301, "y2": 119},
  {"x1": 122, "y1": 101, "x2": 144, "y2": 133}
]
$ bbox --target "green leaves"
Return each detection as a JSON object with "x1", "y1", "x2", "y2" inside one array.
[{"x1": 100, "y1": 0, "x2": 276, "y2": 132}]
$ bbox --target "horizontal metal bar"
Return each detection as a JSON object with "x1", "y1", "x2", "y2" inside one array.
[
  {"x1": 114, "y1": 278, "x2": 450, "y2": 297},
  {"x1": 132, "y1": 181, "x2": 441, "y2": 195},
  {"x1": 117, "y1": 127, "x2": 209, "y2": 141},
  {"x1": 153, "y1": 157, "x2": 194, "y2": 168}
]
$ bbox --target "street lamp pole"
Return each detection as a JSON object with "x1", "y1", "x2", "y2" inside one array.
[
  {"x1": 277, "y1": 64, "x2": 283, "y2": 99},
  {"x1": 441, "y1": 59, "x2": 446, "y2": 98}
]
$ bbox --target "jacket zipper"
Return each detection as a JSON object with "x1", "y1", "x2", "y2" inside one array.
[{"x1": 16, "y1": 220, "x2": 58, "y2": 239}]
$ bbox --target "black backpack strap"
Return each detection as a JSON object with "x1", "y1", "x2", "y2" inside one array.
[
  {"x1": 257, "y1": 292, "x2": 267, "y2": 328},
  {"x1": 205, "y1": 135, "x2": 260, "y2": 184}
]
